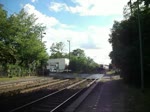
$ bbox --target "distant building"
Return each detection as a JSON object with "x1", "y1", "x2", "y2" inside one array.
[
  {"x1": 47, "y1": 58, "x2": 69, "y2": 72},
  {"x1": 103, "y1": 65, "x2": 109, "y2": 70}
]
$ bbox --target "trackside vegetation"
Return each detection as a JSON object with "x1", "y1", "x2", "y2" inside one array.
[
  {"x1": 49, "y1": 42, "x2": 100, "y2": 73},
  {"x1": 109, "y1": 0, "x2": 150, "y2": 87},
  {"x1": 0, "y1": 6, "x2": 101, "y2": 77},
  {"x1": 0, "y1": 6, "x2": 49, "y2": 77},
  {"x1": 109, "y1": 1, "x2": 150, "y2": 110}
]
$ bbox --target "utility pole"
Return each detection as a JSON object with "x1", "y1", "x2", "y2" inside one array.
[
  {"x1": 137, "y1": 0, "x2": 144, "y2": 91},
  {"x1": 129, "y1": 0, "x2": 133, "y2": 15}
]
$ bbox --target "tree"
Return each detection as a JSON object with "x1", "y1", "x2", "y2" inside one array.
[
  {"x1": 71, "y1": 48, "x2": 85, "y2": 57},
  {"x1": 0, "y1": 7, "x2": 49, "y2": 76},
  {"x1": 108, "y1": 64, "x2": 113, "y2": 70},
  {"x1": 8, "y1": 9, "x2": 48, "y2": 66},
  {"x1": 69, "y1": 48, "x2": 99, "y2": 73},
  {"x1": 109, "y1": 0, "x2": 150, "y2": 87},
  {"x1": 0, "y1": 6, "x2": 17, "y2": 64},
  {"x1": 50, "y1": 42, "x2": 65, "y2": 58}
]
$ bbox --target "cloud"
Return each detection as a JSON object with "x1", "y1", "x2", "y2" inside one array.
[
  {"x1": 23, "y1": 4, "x2": 112, "y2": 64},
  {"x1": 49, "y1": 2, "x2": 68, "y2": 12},
  {"x1": 24, "y1": 4, "x2": 60, "y2": 27},
  {"x1": 81, "y1": 36, "x2": 100, "y2": 49},
  {"x1": 31, "y1": 0, "x2": 38, "y2": 3},
  {"x1": 80, "y1": 29, "x2": 108, "y2": 50},
  {"x1": 85, "y1": 49, "x2": 111, "y2": 64},
  {"x1": 49, "y1": 0, "x2": 129, "y2": 16}
]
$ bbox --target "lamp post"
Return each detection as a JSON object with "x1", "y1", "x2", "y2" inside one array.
[
  {"x1": 41, "y1": 32, "x2": 46, "y2": 42},
  {"x1": 137, "y1": 0, "x2": 144, "y2": 91},
  {"x1": 67, "y1": 40, "x2": 70, "y2": 60},
  {"x1": 67, "y1": 40, "x2": 70, "y2": 72}
]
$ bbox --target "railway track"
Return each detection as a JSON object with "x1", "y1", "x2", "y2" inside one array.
[
  {"x1": 9, "y1": 79, "x2": 97, "y2": 112},
  {"x1": 0, "y1": 79, "x2": 81, "y2": 111},
  {"x1": 0, "y1": 77, "x2": 53, "y2": 94},
  {"x1": 0, "y1": 77, "x2": 47, "y2": 86}
]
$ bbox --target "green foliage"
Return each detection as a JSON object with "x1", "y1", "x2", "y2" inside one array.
[
  {"x1": 49, "y1": 43, "x2": 99, "y2": 73},
  {"x1": 109, "y1": 0, "x2": 150, "y2": 87},
  {"x1": 71, "y1": 48, "x2": 85, "y2": 57},
  {"x1": 50, "y1": 42, "x2": 65, "y2": 58},
  {"x1": 69, "y1": 48, "x2": 99, "y2": 73},
  {"x1": 0, "y1": 7, "x2": 48, "y2": 77}
]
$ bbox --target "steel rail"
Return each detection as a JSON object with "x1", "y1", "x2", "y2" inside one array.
[
  {"x1": 0, "y1": 79, "x2": 59, "y2": 94},
  {"x1": 50, "y1": 79, "x2": 98, "y2": 112},
  {"x1": 9, "y1": 79, "x2": 89, "y2": 112}
]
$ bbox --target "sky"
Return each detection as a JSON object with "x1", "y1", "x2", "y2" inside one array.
[{"x1": 0, "y1": 0, "x2": 129, "y2": 64}]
